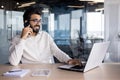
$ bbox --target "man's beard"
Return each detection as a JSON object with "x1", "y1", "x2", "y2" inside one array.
[{"x1": 32, "y1": 25, "x2": 40, "y2": 34}]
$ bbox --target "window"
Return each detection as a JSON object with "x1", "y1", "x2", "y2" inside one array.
[{"x1": 87, "y1": 12, "x2": 104, "y2": 39}]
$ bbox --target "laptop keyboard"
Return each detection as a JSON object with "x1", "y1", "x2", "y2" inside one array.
[{"x1": 71, "y1": 65, "x2": 84, "y2": 69}]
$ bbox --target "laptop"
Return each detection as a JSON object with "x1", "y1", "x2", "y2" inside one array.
[{"x1": 58, "y1": 42, "x2": 110, "y2": 72}]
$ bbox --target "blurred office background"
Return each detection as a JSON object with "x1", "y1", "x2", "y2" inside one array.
[{"x1": 1, "y1": 0, "x2": 118, "y2": 64}]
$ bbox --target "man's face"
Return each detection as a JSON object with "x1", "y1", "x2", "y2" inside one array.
[{"x1": 29, "y1": 14, "x2": 42, "y2": 34}]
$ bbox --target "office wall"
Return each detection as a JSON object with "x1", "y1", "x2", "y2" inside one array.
[{"x1": 104, "y1": 0, "x2": 120, "y2": 62}]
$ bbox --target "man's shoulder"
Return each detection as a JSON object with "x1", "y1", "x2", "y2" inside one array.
[
  {"x1": 13, "y1": 35, "x2": 21, "y2": 39},
  {"x1": 38, "y1": 31, "x2": 50, "y2": 36},
  {"x1": 39, "y1": 31, "x2": 48, "y2": 34},
  {"x1": 37, "y1": 31, "x2": 53, "y2": 39},
  {"x1": 12, "y1": 35, "x2": 21, "y2": 42}
]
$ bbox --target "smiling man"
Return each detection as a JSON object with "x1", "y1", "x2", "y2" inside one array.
[{"x1": 9, "y1": 5, "x2": 81, "y2": 66}]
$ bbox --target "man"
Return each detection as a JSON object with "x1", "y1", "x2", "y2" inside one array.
[{"x1": 9, "y1": 5, "x2": 81, "y2": 66}]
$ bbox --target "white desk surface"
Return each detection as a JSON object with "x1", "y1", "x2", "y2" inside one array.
[{"x1": 0, "y1": 63, "x2": 120, "y2": 80}]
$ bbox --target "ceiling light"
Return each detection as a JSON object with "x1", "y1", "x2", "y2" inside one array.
[
  {"x1": 88, "y1": 1, "x2": 97, "y2": 5},
  {"x1": 1, "y1": 5, "x2": 4, "y2": 8},
  {"x1": 16, "y1": 2, "x2": 19, "y2": 5},
  {"x1": 67, "y1": 5, "x2": 84, "y2": 8},
  {"x1": 18, "y1": 2, "x2": 36, "y2": 8},
  {"x1": 95, "y1": 8, "x2": 104, "y2": 11},
  {"x1": 80, "y1": 0, "x2": 93, "y2": 2},
  {"x1": 42, "y1": 8, "x2": 49, "y2": 13},
  {"x1": 79, "y1": 0, "x2": 104, "y2": 2}
]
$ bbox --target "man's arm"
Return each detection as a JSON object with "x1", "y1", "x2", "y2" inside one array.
[
  {"x1": 9, "y1": 37, "x2": 25, "y2": 66},
  {"x1": 48, "y1": 36, "x2": 70, "y2": 63},
  {"x1": 9, "y1": 26, "x2": 33, "y2": 66},
  {"x1": 48, "y1": 34, "x2": 81, "y2": 65}
]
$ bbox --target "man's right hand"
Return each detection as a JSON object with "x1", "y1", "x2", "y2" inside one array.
[
  {"x1": 21, "y1": 26, "x2": 33, "y2": 39},
  {"x1": 67, "y1": 59, "x2": 82, "y2": 66}
]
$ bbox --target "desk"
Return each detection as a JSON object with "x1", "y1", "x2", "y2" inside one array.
[{"x1": 0, "y1": 63, "x2": 120, "y2": 80}]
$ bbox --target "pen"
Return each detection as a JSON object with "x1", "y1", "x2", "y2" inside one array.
[{"x1": 8, "y1": 70, "x2": 22, "y2": 73}]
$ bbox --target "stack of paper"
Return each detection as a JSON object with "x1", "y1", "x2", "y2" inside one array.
[{"x1": 3, "y1": 69, "x2": 30, "y2": 78}]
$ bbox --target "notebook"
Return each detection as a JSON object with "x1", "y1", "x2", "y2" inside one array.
[
  {"x1": 58, "y1": 42, "x2": 110, "y2": 72},
  {"x1": 3, "y1": 69, "x2": 30, "y2": 78}
]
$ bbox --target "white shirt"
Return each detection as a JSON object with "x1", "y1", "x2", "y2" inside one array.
[{"x1": 9, "y1": 31, "x2": 71, "y2": 66}]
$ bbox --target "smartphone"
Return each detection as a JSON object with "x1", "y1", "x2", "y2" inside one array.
[{"x1": 24, "y1": 21, "x2": 29, "y2": 27}]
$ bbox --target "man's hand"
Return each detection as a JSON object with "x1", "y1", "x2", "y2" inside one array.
[
  {"x1": 67, "y1": 59, "x2": 82, "y2": 66},
  {"x1": 21, "y1": 26, "x2": 33, "y2": 39}
]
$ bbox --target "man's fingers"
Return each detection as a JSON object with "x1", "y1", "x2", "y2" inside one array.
[{"x1": 68, "y1": 59, "x2": 82, "y2": 66}]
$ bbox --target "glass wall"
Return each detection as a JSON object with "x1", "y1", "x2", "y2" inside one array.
[
  {"x1": 54, "y1": 13, "x2": 70, "y2": 45},
  {"x1": 0, "y1": 9, "x2": 10, "y2": 64},
  {"x1": 0, "y1": 9, "x2": 24, "y2": 64},
  {"x1": 87, "y1": 12, "x2": 104, "y2": 39}
]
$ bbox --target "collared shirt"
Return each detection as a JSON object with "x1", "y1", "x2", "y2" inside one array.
[{"x1": 9, "y1": 31, "x2": 71, "y2": 66}]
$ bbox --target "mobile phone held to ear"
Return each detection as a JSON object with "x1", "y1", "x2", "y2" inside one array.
[{"x1": 24, "y1": 21, "x2": 29, "y2": 27}]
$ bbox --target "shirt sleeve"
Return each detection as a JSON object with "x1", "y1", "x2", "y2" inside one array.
[
  {"x1": 9, "y1": 36, "x2": 25, "y2": 66},
  {"x1": 48, "y1": 34, "x2": 71, "y2": 63}
]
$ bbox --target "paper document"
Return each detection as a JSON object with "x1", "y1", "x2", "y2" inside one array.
[
  {"x1": 31, "y1": 69, "x2": 50, "y2": 76},
  {"x1": 3, "y1": 69, "x2": 30, "y2": 78}
]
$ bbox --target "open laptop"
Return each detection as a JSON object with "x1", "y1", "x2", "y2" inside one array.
[{"x1": 58, "y1": 42, "x2": 110, "y2": 72}]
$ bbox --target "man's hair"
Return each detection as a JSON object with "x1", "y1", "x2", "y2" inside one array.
[{"x1": 23, "y1": 4, "x2": 43, "y2": 22}]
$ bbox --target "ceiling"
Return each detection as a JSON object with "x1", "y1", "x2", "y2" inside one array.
[
  {"x1": 14, "y1": 0, "x2": 88, "y2": 7},
  {"x1": 0, "y1": 0, "x2": 104, "y2": 11}
]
